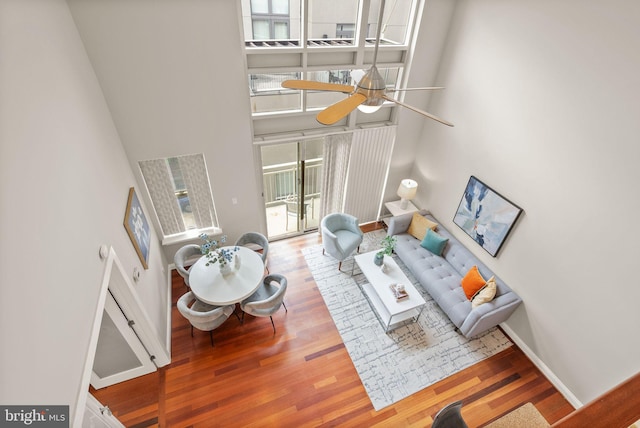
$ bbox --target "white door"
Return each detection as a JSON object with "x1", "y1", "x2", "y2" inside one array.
[
  {"x1": 261, "y1": 138, "x2": 323, "y2": 239},
  {"x1": 83, "y1": 393, "x2": 125, "y2": 428},
  {"x1": 90, "y1": 290, "x2": 156, "y2": 389}
]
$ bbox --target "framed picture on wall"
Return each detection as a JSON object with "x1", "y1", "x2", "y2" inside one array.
[
  {"x1": 453, "y1": 176, "x2": 523, "y2": 257},
  {"x1": 124, "y1": 187, "x2": 151, "y2": 269}
]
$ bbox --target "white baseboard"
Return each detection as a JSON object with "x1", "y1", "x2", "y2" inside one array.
[{"x1": 500, "y1": 323, "x2": 583, "y2": 409}]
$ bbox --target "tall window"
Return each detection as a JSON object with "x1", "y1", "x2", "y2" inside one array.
[
  {"x1": 139, "y1": 154, "x2": 218, "y2": 240},
  {"x1": 251, "y1": 0, "x2": 290, "y2": 40}
]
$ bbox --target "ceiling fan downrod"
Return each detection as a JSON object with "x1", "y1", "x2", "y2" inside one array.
[{"x1": 356, "y1": 0, "x2": 387, "y2": 111}]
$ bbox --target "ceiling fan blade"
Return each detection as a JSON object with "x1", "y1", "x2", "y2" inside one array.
[
  {"x1": 282, "y1": 80, "x2": 354, "y2": 93},
  {"x1": 317, "y1": 93, "x2": 367, "y2": 125},
  {"x1": 383, "y1": 95, "x2": 454, "y2": 127},
  {"x1": 387, "y1": 87, "x2": 445, "y2": 92}
]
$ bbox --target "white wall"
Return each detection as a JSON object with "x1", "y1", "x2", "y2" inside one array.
[
  {"x1": 12, "y1": 0, "x2": 635, "y2": 413},
  {"x1": 411, "y1": 0, "x2": 640, "y2": 404},
  {"x1": 0, "y1": 0, "x2": 168, "y2": 418},
  {"x1": 67, "y1": 0, "x2": 263, "y2": 262},
  {"x1": 386, "y1": 0, "x2": 457, "y2": 202}
]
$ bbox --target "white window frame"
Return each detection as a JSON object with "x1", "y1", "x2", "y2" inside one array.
[{"x1": 242, "y1": 0, "x2": 422, "y2": 132}]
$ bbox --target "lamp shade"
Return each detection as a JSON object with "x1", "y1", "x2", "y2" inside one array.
[{"x1": 397, "y1": 179, "x2": 418, "y2": 200}]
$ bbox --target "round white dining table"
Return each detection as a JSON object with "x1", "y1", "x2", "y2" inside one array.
[{"x1": 188, "y1": 246, "x2": 265, "y2": 306}]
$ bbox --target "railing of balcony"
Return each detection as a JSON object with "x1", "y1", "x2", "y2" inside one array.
[
  {"x1": 245, "y1": 38, "x2": 397, "y2": 48},
  {"x1": 262, "y1": 159, "x2": 322, "y2": 207}
]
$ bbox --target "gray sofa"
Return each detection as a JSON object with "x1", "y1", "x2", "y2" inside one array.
[{"x1": 387, "y1": 212, "x2": 522, "y2": 338}]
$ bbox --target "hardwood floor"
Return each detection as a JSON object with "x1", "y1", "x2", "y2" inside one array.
[{"x1": 91, "y1": 224, "x2": 574, "y2": 427}]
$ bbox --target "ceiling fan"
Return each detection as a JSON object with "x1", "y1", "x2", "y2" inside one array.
[{"x1": 281, "y1": 0, "x2": 453, "y2": 127}]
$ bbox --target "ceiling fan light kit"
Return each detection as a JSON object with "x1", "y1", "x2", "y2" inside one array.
[{"x1": 281, "y1": 0, "x2": 453, "y2": 127}]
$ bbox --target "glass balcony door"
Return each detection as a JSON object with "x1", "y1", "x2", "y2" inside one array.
[{"x1": 261, "y1": 138, "x2": 323, "y2": 239}]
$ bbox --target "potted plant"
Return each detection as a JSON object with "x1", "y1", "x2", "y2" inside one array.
[
  {"x1": 199, "y1": 233, "x2": 239, "y2": 275},
  {"x1": 374, "y1": 235, "x2": 397, "y2": 266}
]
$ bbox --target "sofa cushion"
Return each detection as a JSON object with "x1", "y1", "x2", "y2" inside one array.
[
  {"x1": 461, "y1": 266, "x2": 487, "y2": 299},
  {"x1": 394, "y1": 233, "x2": 469, "y2": 328},
  {"x1": 407, "y1": 212, "x2": 438, "y2": 241},
  {"x1": 420, "y1": 229, "x2": 448, "y2": 256},
  {"x1": 472, "y1": 276, "x2": 497, "y2": 308}
]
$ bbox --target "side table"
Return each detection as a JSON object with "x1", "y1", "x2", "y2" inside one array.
[{"x1": 381, "y1": 200, "x2": 418, "y2": 227}]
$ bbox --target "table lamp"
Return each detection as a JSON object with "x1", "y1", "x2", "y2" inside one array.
[{"x1": 397, "y1": 179, "x2": 418, "y2": 209}]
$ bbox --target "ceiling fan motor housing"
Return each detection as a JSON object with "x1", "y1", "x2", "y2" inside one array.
[{"x1": 356, "y1": 65, "x2": 386, "y2": 108}]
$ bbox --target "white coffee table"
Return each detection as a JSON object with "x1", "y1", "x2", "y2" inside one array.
[{"x1": 354, "y1": 250, "x2": 426, "y2": 332}]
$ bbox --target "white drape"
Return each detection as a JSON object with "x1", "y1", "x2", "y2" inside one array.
[
  {"x1": 342, "y1": 126, "x2": 396, "y2": 223},
  {"x1": 320, "y1": 133, "x2": 353, "y2": 219}
]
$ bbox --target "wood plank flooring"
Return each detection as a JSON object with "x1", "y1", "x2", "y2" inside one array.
[{"x1": 90, "y1": 224, "x2": 574, "y2": 427}]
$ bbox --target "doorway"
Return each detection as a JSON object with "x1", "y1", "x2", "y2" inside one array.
[
  {"x1": 90, "y1": 290, "x2": 157, "y2": 389},
  {"x1": 261, "y1": 138, "x2": 323, "y2": 239}
]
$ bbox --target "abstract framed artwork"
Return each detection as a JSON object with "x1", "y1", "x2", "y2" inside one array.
[
  {"x1": 453, "y1": 176, "x2": 523, "y2": 257},
  {"x1": 124, "y1": 187, "x2": 151, "y2": 269}
]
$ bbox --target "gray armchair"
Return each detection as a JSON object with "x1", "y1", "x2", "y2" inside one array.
[
  {"x1": 431, "y1": 400, "x2": 468, "y2": 428},
  {"x1": 320, "y1": 213, "x2": 364, "y2": 271},
  {"x1": 240, "y1": 274, "x2": 287, "y2": 334},
  {"x1": 174, "y1": 244, "x2": 202, "y2": 288},
  {"x1": 177, "y1": 291, "x2": 235, "y2": 347},
  {"x1": 235, "y1": 232, "x2": 269, "y2": 273}
]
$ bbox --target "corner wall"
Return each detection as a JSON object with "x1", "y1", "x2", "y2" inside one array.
[
  {"x1": 0, "y1": 0, "x2": 168, "y2": 418},
  {"x1": 411, "y1": 0, "x2": 640, "y2": 404},
  {"x1": 67, "y1": 0, "x2": 262, "y2": 263}
]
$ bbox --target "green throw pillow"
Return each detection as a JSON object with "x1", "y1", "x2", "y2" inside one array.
[{"x1": 420, "y1": 228, "x2": 448, "y2": 256}]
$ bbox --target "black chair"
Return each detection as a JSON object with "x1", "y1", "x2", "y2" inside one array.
[{"x1": 431, "y1": 401, "x2": 468, "y2": 428}]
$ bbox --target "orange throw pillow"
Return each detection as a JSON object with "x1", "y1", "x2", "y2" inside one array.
[{"x1": 461, "y1": 266, "x2": 487, "y2": 300}]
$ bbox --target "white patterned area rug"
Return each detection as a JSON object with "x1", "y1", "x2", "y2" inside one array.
[{"x1": 301, "y1": 230, "x2": 512, "y2": 411}]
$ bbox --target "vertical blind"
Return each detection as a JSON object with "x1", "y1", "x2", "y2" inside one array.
[
  {"x1": 319, "y1": 133, "x2": 353, "y2": 219},
  {"x1": 342, "y1": 126, "x2": 396, "y2": 223}
]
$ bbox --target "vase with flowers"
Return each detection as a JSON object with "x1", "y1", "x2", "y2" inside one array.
[
  {"x1": 199, "y1": 233, "x2": 239, "y2": 276},
  {"x1": 374, "y1": 235, "x2": 397, "y2": 267}
]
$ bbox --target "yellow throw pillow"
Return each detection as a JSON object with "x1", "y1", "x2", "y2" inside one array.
[
  {"x1": 471, "y1": 276, "x2": 497, "y2": 308},
  {"x1": 407, "y1": 213, "x2": 438, "y2": 241},
  {"x1": 461, "y1": 266, "x2": 487, "y2": 300}
]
